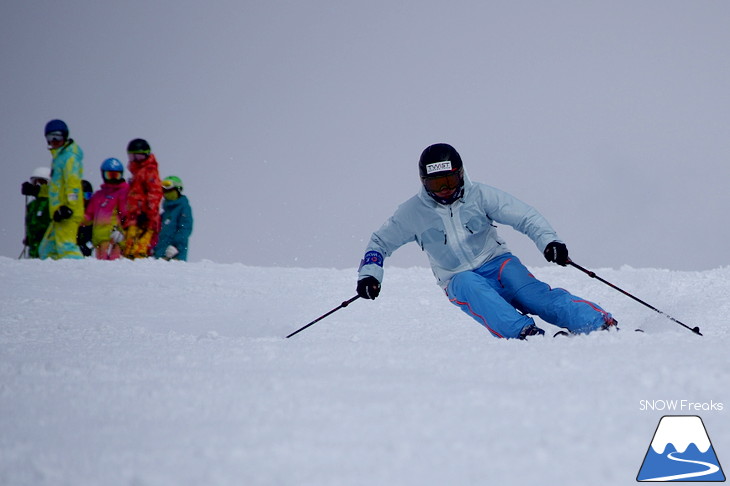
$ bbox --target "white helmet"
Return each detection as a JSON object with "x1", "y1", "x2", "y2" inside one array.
[{"x1": 31, "y1": 166, "x2": 51, "y2": 181}]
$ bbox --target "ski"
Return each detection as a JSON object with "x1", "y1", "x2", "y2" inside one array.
[{"x1": 553, "y1": 328, "x2": 644, "y2": 338}]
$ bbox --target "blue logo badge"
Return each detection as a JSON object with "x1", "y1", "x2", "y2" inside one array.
[
  {"x1": 360, "y1": 251, "x2": 384, "y2": 269},
  {"x1": 637, "y1": 415, "x2": 725, "y2": 482}
]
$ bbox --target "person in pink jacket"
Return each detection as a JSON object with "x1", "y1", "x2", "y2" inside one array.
[{"x1": 83, "y1": 158, "x2": 130, "y2": 260}]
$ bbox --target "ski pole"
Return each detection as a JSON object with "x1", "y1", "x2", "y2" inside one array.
[
  {"x1": 19, "y1": 194, "x2": 28, "y2": 259},
  {"x1": 286, "y1": 295, "x2": 360, "y2": 338},
  {"x1": 568, "y1": 261, "x2": 702, "y2": 336}
]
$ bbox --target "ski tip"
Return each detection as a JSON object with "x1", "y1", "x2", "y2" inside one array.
[{"x1": 692, "y1": 326, "x2": 702, "y2": 336}]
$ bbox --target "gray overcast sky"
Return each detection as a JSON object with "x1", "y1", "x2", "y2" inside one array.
[{"x1": 2, "y1": 1, "x2": 729, "y2": 272}]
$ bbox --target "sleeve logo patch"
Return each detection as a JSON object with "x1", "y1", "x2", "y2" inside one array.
[{"x1": 361, "y1": 251, "x2": 384, "y2": 268}]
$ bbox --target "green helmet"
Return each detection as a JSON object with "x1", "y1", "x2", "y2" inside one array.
[{"x1": 161, "y1": 175, "x2": 183, "y2": 192}]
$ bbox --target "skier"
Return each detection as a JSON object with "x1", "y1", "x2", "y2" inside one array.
[
  {"x1": 356, "y1": 143, "x2": 616, "y2": 339},
  {"x1": 38, "y1": 119, "x2": 85, "y2": 260},
  {"x1": 83, "y1": 158, "x2": 130, "y2": 260},
  {"x1": 153, "y1": 176, "x2": 193, "y2": 261},
  {"x1": 123, "y1": 138, "x2": 162, "y2": 259},
  {"x1": 20, "y1": 167, "x2": 52, "y2": 258}
]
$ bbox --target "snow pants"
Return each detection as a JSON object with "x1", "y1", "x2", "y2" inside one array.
[
  {"x1": 446, "y1": 253, "x2": 612, "y2": 339},
  {"x1": 38, "y1": 219, "x2": 83, "y2": 260},
  {"x1": 95, "y1": 241, "x2": 123, "y2": 260},
  {"x1": 123, "y1": 225, "x2": 155, "y2": 259}
]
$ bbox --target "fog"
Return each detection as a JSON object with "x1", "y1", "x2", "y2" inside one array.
[{"x1": 2, "y1": 1, "x2": 729, "y2": 271}]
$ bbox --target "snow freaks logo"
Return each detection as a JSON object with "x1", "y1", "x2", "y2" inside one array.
[
  {"x1": 640, "y1": 400, "x2": 724, "y2": 412},
  {"x1": 637, "y1": 415, "x2": 725, "y2": 482}
]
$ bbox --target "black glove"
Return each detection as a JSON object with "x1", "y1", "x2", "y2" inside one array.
[
  {"x1": 136, "y1": 212, "x2": 149, "y2": 229},
  {"x1": 543, "y1": 241, "x2": 570, "y2": 266},
  {"x1": 22, "y1": 182, "x2": 40, "y2": 196},
  {"x1": 53, "y1": 205, "x2": 73, "y2": 222},
  {"x1": 357, "y1": 276, "x2": 381, "y2": 300}
]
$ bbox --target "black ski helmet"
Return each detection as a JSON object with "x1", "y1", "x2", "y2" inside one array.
[
  {"x1": 127, "y1": 138, "x2": 151, "y2": 154},
  {"x1": 44, "y1": 119, "x2": 69, "y2": 138},
  {"x1": 418, "y1": 143, "x2": 464, "y2": 204}
]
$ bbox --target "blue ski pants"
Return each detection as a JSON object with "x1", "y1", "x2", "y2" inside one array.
[{"x1": 446, "y1": 253, "x2": 612, "y2": 339}]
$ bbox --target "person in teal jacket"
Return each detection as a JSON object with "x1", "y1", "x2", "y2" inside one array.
[{"x1": 153, "y1": 176, "x2": 193, "y2": 261}]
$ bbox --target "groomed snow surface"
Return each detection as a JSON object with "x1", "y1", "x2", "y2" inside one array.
[{"x1": 1, "y1": 257, "x2": 727, "y2": 486}]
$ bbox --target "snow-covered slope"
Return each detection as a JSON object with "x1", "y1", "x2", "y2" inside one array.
[{"x1": 1, "y1": 257, "x2": 727, "y2": 485}]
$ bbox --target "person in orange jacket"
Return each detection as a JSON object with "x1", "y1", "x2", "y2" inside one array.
[{"x1": 123, "y1": 138, "x2": 162, "y2": 259}]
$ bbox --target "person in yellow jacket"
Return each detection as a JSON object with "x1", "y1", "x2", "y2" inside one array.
[{"x1": 39, "y1": 119, "x2": 85, "y2": 260}]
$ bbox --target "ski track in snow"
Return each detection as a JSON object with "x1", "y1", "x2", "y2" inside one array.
[{"x1": 0, "y1": 257, "x2": 728, "y2": 486}]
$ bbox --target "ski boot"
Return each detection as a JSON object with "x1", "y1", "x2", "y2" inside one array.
[
  {"x1": 554, "y1": 317, "x2": 621, "y2": 338},
  {"x1": 518, "y1": 323, "x2": 545, "y2": 340},
  {"x1": 600, "y1": 317, "x2": 619, "y2": 331}
]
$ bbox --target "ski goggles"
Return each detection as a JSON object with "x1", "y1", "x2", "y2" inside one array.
[
  {"x1": 128, "y1": 152, "x2": 148, "y2": 161},
  {"x1": 161, "y1": 179, "x2": 177, "y2": 190},
  {"x1": 103, "y1": 171, "x2": 123, "y2": 181},
  {"x1": 421, "y1": 169, "x2": 463, "y2": 194},
  {"x1": 45, "y1": 132, "x2": 65, "y2": 144}
]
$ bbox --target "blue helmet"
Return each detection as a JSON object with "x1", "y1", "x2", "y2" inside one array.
[
  {"x1": 101, "y1": 158, "x2": 125, "y2": 183},
  {"x1": 44, "y1": 119, "x2": 69, "y2": 137},
  {"x1": 100, "y1": 157, "x2": 124, "y2": 172}
]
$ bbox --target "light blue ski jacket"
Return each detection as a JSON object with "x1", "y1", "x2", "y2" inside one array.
[{"x1": 358, "y1": 175, "x2": 562, "y2": 289}]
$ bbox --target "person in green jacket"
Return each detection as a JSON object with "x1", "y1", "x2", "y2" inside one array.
[
  {"x1": 38, "y1": 119, "x2": 85, "y2": 260},
  {"x1": 20, "y1": 167, "x2": 52, "y2": 258},
  {"x1": 154, "y1": 176, "x2": 193, "y2": 261}
]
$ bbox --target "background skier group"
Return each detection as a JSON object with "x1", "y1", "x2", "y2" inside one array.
[{"x1": 21, "y1": 119, "x2": 193, "y2": 262}]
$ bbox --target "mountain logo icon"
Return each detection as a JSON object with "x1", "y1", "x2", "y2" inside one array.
[{"x1": 637, "y1": 415, "x2": 725, "y2": 482}]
